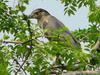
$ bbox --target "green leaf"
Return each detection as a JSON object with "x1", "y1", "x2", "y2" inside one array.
[
  {"x1": 0, "y1": 3, "x2": 6, "y2": 9},
  {"x1": 72, "y1": 3, "x2": 77, "y2": 7},
  {"x1": 24, "y1": 0, "x2": 29, "y2": 4},
  {"x1": 3, "y1": 34, "x2": 9, "y2": 40},
  {"x1": 19, "y1": 6, "x2": 26, "y2": 12},
  {"x1": 70, "y1": 6, "x2": 76, "y2": 11},
  {"x1": 68, "y1": 9, "x2": 75, "y2": 16}
]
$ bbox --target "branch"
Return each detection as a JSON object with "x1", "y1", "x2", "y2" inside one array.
[
  {"x1": 61, "y1": 71, "x2": 99, "y2": 75},
  {"x1": 15, "y1": 50, "x2": 31, "y2": 75},
  {"x1": 3, "y1": 39, "x2": 35, "y2": 45},
  {"x1": 3, "y1": 41, "x2": 23, "y2": 44},
  {"x1": 13, "y1": 58, "x2": 27, "y2": 75}
]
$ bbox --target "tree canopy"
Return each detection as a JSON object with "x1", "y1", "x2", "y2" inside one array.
[{"x1": 0, "y1": 0, "x2": 100, "y2": 75}]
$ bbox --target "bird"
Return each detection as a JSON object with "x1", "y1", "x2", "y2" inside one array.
[
  {"x1": 28, "y1": 8, "x2": 81, "y2": 72},
  {"x1": 28, "y1": 8, "x2": 79, "y2": 48}
]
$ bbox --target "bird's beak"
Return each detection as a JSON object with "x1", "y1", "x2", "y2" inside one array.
[
  {"x1": 28, "y1": 14, "x2": 33, "y2": 19},
  {"x1": 28, "y1": 9, "x2": 39, "y2": 19},
  {"x1": 28, "y1": 13, "x2": 36, "y2": 19}
]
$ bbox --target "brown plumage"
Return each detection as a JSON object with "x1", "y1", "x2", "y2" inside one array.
[{"x1": 29, "y1": 8, "x2": 79, "y2": 47}]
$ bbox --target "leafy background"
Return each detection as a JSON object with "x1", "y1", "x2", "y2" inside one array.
[{"x1": 0, "y1": 0, "x2": 100, "y2": 75}]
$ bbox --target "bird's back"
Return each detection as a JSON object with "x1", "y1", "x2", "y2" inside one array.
[{"x1": 43, "y1": 15, "x2": 79, "y2": 47}]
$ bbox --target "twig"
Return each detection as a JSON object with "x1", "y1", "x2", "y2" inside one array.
[
  {"x1": 15, "y1": 50, "x2": 31, "y2": 75},
  {"x1": 13, "y1": 58, "x2": 27, "y2": 75},
  {"x1": 3, "y1": 41, "x2": 23, "y2": 44}
]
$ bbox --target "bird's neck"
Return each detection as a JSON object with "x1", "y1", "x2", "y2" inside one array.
[
  {"x1": 38, "y1": 15, "x2": 49, "y2": 23},
  {"x1": 37, "y1": 15, "x2": 49, "y2": 28}
]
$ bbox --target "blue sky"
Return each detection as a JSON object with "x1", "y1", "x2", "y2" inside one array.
[
  {"x1": 24, "y1": 0, "x2": 89, "y2": 31},
  {"x1": 7, "y1": 0, "x2": 90, "y2": 31},
  {"x1": 27, "y1": 0, "x2": 100, "y2": 31}
]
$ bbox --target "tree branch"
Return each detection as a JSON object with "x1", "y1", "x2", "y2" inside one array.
[{"x1": 61, "y1": 70, "x2": 99, "y2": 75}]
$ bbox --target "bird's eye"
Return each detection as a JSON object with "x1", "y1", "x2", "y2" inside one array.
[{"x1": 35, "y1": 12, "x2": 39, "y2": 15}]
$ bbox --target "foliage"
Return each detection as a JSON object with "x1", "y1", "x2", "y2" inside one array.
[
  {"x1": 61, "y1": 0, "x2": 96, "y2": 16},
  {"x1": 74, "y1": 24, "x2": 99, "y2": 43},
  {"x1": 0, "y1": 0, "x2": 100, "y2": 75},
  {"x1": 89, "y1": 6, "x2": 100, "y2": 24}
]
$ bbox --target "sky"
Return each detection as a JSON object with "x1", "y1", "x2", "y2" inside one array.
[
  {"x1": 7, "y1": 0, "x2": 90, "y2": 31},
  {"x1": 24, "y1": 0, "x2": 90, "y2": 30},
  {"x1": 28, "y1": 0, "x2": 100, "y2": 30}
]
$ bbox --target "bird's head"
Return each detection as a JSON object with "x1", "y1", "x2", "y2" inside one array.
[{"x1": 29, "y1": 8, "x2": 50, "y2": 19}]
